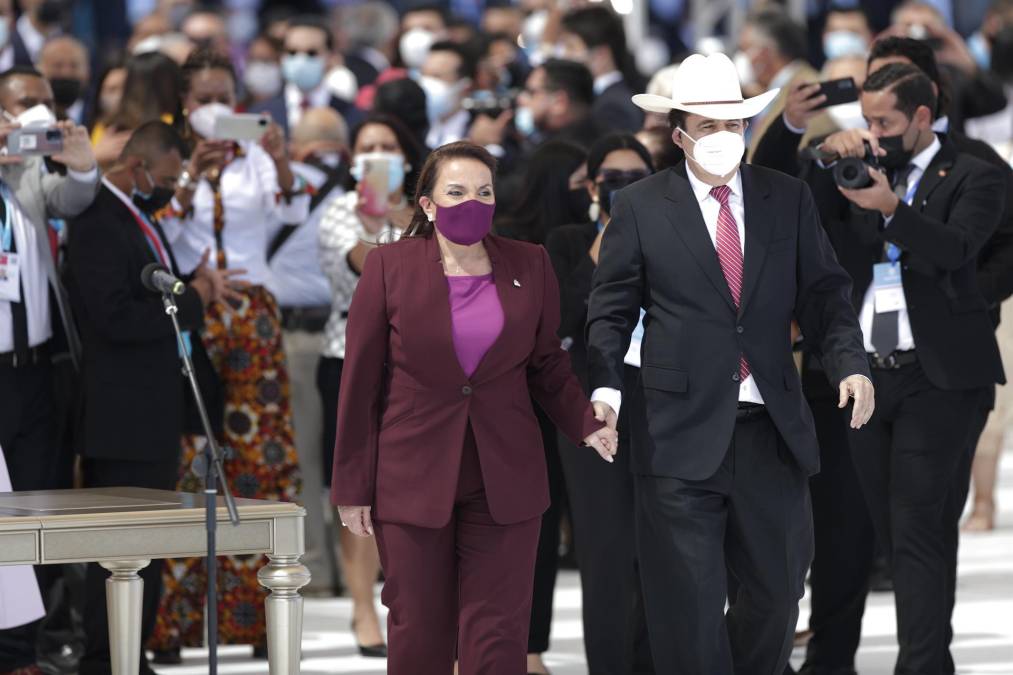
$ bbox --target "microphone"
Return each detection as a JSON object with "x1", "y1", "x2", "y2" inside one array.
[{"x1": 141, "y1": 263, "x2": 185, "y2": 296}]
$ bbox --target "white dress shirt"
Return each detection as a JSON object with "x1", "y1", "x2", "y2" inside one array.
[
  {"x1": 160, "y1": 142, "x2": 310, "y2": 286},
  {"x1": 859, "y1": 134, "x2": 942, "y2": 353},
  {"x1": 318, "y1": 191, "x2": 402, "y2": 360},
  {"x1": 591, "y1": 166, "x2": 764, "y2": 415},
  {"x1": 266, "y1": 162, "x2": 342, "y2": 308},
  {"x1": 16, "y1": 14, "x2": 47, "y2": 64},
  {"x1": 0, "y1": 166, "x2": 97, "y2": 352},
  {"x1": 426, "y1": 108, "x2": 470, "y2": 149},
  {"x1": 284, "y1": 82, "x2": 332, "y2": 131}
]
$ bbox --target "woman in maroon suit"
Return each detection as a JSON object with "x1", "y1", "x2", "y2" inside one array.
[{"x1": 331, "y1": 141, "x2": 618, "y2": 674}]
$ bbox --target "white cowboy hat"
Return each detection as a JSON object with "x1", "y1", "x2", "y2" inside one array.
[{"x1": 633, "y1": 53, "x2": 780, "y2": 121}]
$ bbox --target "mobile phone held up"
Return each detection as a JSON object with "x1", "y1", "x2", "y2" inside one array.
[
  {"x1": 6, "y1": 127, "x2": 64, "y2": 156},
  {"x1": 358, "y1": 157, "x2": 391, "y2": 218},
  {"x1": 213, "y1": 113, "x2": 270, "y2": 142},
  {"x1": 813, "y1": 77, "x2": 859, "y2": 109}
]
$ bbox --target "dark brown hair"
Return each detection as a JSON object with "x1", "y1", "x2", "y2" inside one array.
[{"x1": 404, "y1": 141, "x2": 498, "y2": 238}]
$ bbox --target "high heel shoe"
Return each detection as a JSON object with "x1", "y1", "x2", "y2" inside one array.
[{"x1": 351, "y1": 619, "x2": 387, "y2": 658}]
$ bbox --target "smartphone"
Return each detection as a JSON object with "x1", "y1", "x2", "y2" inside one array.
[
  {"x1": 213, "y1": 113, "x2": 270, "y2": 141},
  {"x1": 6, "y1": 127, "x2": 63, "y2": 155},
  {"x1": 358, "y1": 157, "x2": 391, "y2": 217},
  {"x1": 813, "y1": 77, "x2": 859, "y2": 109}
]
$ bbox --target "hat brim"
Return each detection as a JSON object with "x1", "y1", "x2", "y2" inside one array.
[{"x1": 632, "y1": 88, "x2": 780, "y2": 120}]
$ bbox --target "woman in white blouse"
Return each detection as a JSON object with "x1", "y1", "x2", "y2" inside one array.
[
  {"x1": 149, "y1": 48, "x2": 311, "y2": 661},
  {"x1": 317, "y1": 113, "x2": 423, "y2": 656}
]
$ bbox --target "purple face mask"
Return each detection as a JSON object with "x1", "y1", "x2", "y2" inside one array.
[{"x1": 432, "y1": 199, "x2": 496, "y2": 245}]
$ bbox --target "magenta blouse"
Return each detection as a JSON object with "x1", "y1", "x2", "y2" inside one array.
[{"x1": 446, "y1": 274, "x2": 504, "y2": 377}]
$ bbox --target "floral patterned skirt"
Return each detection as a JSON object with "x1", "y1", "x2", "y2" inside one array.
[{"x1": 148, "y1": 285, "x2": 302, "y2": 649}]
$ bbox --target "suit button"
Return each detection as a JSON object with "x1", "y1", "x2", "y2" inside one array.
[
  {"x1": 736, "y1": 325, "x2": 744, "y2": 334},
  {"x1": 462, "y1": 385, "x2": 473, "y2": 395},
  {"x1": 732, "y1": 372, "x2": 741, "y2": 382}
]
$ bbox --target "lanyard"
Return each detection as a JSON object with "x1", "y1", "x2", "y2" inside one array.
[
  {"x1": 0, "y1": 184, "x2": 12, "y2": 252},
  {"x1": 886, "y1": 172, "x2": 923, "y2": 263}
]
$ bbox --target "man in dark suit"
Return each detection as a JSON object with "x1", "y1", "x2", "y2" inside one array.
[
  {"x1": 65, "y1": 121, "x2": 239, "y2": 675},
  {"x1": 753, "y1": 39, "x2": 1013, "y2": 675},
  {"x1": 248, "y1": 15, "x2": 360, "y2": 135},
  {"x1": 585, "y1": 53, "x2": 874, "y2": 675},
  {"x1": 822, "y1": 63, "x2": 1005, "y2": 675}
]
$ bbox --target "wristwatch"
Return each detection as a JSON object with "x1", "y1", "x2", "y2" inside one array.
[{"x1": 177, "y1": 170, "x2": 197, "y2": 192}]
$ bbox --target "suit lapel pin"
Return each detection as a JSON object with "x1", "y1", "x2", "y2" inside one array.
[
  {"x1": 513, "y1": 279, "x2": 522, "y2": 288},
  {"x1": 938, "y1": 169, "x2": 947, "y2": 177}
]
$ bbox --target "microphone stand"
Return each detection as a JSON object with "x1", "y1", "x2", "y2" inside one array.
[{"x1": 161, "y1": 292, "x2": 240, "y2": 675}]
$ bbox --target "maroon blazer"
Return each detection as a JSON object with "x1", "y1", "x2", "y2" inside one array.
[{"x1": 330, "y1": 233, "x2": 603, "y2": 527}]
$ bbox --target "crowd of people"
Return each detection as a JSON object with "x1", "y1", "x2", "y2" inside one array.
[{"x1": 0, "y1": 0, "x2": 1012, "y2": 674}]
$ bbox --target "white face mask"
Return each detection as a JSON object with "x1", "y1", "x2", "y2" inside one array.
[
  {"x1": 679, "y1": 127, "x2": 745, "y2": 178},
  {"x1": 243, "y1": 60, "x2": 283, "y2": 99},
  {"x1": 826, "y1": 101, "x2": 867, "y2": 131},
  {"x1": 13, "y1": 103, "x2": 57, "y2": 127},
  {"x1": 733, "y1": 51, "x2": 757, "y2": 88},
  {"x1": 418, "y1": 75, "x2": 465, "y2": 124},
  {"x1": 399, "y1": 28, "x2": 436, "y2": 70},
  {"x1": 188, "y1": 102, "x2": 233, "y2": 139}
]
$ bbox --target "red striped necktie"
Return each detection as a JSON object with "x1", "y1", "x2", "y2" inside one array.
[{"x1": 710, "y1": 184, "x2": 750, "y2": 381}]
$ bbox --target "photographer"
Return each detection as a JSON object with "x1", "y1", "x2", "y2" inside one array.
[
  {"x1": 0, "y1": 66, "x2": 98, "y2": 674},
  {"x1": 819, "y1": 63, "x2": 1004, "y2": 675}
]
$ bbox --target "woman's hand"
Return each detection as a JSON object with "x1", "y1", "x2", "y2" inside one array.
[
  {"x1": 189, "y1": 139, "x2": 232, "y2": 177},
  {"x1": 92, "y1": 127, "x2": 131, "y2": 169},
  {"x1": 338, "y1": 505, "x2": 374, "y2": 537},
  {"x1": 584, "y1": 425, "x2": 618, "y2": 463}
]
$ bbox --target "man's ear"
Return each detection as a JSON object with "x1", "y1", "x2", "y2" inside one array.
[
  {"x1": 671, "y1": 127, "x2": 683, "y2": 150},
  {"x1": 915, "y1": 104, "x2": 933, "y2": 129}
]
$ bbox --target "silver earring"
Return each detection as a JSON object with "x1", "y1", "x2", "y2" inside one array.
[{"x1": 588, "y1": 199, "x2": 600, "y2": 223}]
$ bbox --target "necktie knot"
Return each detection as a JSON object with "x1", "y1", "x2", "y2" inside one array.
[{"x1": 710, "y1": 184, "x2": 731, "y2": 206}]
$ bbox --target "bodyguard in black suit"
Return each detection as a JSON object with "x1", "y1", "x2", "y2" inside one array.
[
  {"x1": 585, "y1": 53, "x2": 873, "y2": 675},
  {"x1": 824, "y1": 64, "x2": 1005, "y2": 675},
  {"x1": 65, "y1": 122, "x2": 239, "y2": 675}
]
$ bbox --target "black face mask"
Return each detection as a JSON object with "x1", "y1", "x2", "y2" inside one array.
[
  {"x1": 133, "y1": 187, "x2": 174, "y2": 215},
  {"x1": 598, "y1": 171, "x2": 649, "y2": 217},
  {"x1": 566, "y1": 187, "x2": 592, "y2": 223},
  {"x1": 878, "y1": 122, "x2": 918, "y2": 171},
  {"x1": 49, "y1": 78, "x2": 82, "y2": 109}
]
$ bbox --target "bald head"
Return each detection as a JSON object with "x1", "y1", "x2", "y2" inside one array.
[
  {"x1": 290, "y1": 106, "x2": 348, "y2": 161},
  {"x1": 39, "y1": 36, "x2": 90, "y2": 82}
]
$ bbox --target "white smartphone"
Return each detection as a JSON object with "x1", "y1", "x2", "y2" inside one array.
[{"x1": 213, "y1": 113, "x2": 270, "y2": 141}]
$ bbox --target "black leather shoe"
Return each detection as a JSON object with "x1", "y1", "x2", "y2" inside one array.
[{"x1": 351, "y1": 620, "x2": 387, "y2": 658}]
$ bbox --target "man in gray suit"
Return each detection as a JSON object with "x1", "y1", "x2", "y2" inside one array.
[{"x1": 0, "y1": 65, "x2": 98, "y2": 675}]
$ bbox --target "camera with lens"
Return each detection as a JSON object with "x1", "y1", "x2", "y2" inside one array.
[
  {"x1": 461, "y1": 89, "x2": 519, "y2": 119},
  {"x1": 832, "y1": 141, "x2": 881, "y2": 189}
]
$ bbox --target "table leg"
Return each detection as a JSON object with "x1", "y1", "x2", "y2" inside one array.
[
  {"x1": 258, "y1": 554, "x2": 311, "y2": 675},
  {"x1": 100, "y1": 559, "x2": 151, "y2": 675}
]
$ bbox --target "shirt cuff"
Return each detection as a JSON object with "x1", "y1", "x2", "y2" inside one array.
[
  {"x1": 67, "y1": 166, "x2": 98, "y2": 183},
  {"x1": 591, "y1": 387, "x2": 622, "y2": 417},
  {"x1": 782, "y1": 112, "x2": 807, "y2": 135}
]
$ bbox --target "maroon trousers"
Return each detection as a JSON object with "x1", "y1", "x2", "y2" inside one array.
[{"x1": 374, "y1": 426, "x2": 541, "y2": 675}]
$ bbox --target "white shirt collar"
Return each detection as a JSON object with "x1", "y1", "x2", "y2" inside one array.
[
  {"x1": 685, "y1": 162, "x2": 743, "y2": 205},
  {"x1": 932, "y1": 115, "x2": 950, "y2": 133},
  {"x1": 593, "y1": 71, "x2": 624, "y2": 96},
  {"x1": 284, "y1": 81, "x2": 331, "y2": 109},
  {"x1": 910, "y1": 133, "x2": 942, "y2": 174},
  {"x1": 102, "y1": 176, "x2": 146, "y2": 221}
]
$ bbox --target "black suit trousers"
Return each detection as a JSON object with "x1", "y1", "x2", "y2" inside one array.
[
  {"x1": 635, "y1": 411, "x2": 813, "y2": 675},
  {"x1": 559, "y1": 365, "x2": 653, "y2": 675},
  {"x1": 797, "y1": 384, "x2": 876, "y2": 673},
  {"x1": 847, "y1": 361, "x2": 988, "y2": 675},
  {"x1": 78, "y1": 457, "x2": 180, "y2": 675}
]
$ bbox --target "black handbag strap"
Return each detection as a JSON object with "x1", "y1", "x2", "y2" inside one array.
[{"x1": 267, "y1": 170, "x2": 345, "y2": 262}]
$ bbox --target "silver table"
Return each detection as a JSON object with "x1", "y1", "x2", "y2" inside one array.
[{"x1": 0, "y1": 488, "x2": 309, "y2": 675}]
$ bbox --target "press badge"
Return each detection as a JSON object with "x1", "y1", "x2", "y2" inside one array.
[
  {"x1": 0, "y1": 252, "x2": 20, "y2": 302},
  {"x1": 872, "y1": 262, "x2": 906, "y2": 313}
]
